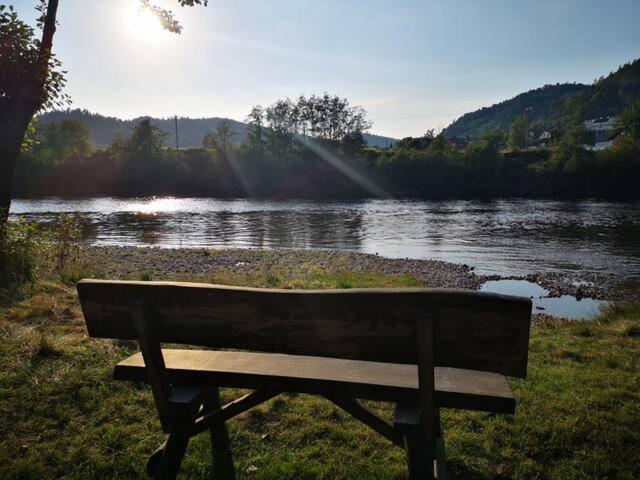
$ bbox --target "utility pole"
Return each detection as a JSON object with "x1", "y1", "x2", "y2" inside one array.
[
  {"x1": 174, "y1": 115, "x2": 180, "y2": 160},
  {"x1": 525, "y1": 107, "x2": 533, "y2": 149}
]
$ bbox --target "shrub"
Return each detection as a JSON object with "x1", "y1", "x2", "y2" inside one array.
[
  {"x1": 0, "y1": 217, "x2": 44, "y2": 300},
  {"x1": 44, "y1": 214, "x2": 83, "y2": 273}
]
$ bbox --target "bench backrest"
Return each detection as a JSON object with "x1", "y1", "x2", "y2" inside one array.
[{"x1": 77, "y1": 279, "x2": 532, "y2": 378}]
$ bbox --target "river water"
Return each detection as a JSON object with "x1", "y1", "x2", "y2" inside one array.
[{"x1": 10, "y1": 197, "x2": 640, "y2": 278}]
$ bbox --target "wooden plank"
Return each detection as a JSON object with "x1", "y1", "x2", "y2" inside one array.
[
  {"x1": 191, "y1": 389, "x2": 280, "y2": 435},
  {"x1": 325, "y1": 396, "x2": 404, "y2": 447},
  {"x1": 78, "y1": 280, "x2": 532, "y2": 377},
  {"x1": 114, "y1": 349, "x2": 516, "y2": 413}
]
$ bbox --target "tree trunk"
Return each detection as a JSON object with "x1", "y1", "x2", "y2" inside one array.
[
  {"x1": 0, "y1": 142, "x2": 21, "y2": 223},
  {"x1": 0, "y1": 0, "x2": 59, "y2": 225}
]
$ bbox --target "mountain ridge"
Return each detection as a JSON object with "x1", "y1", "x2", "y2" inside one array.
[
  {"x1": 36, "y1": 110, "x2": 398, "y2": 149},
  {"x1": 443, "y1": 58, "x2": 640, "y2": 139}
]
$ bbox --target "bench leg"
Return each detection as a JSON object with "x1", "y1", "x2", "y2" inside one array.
[
  {"x1": 395, "y1": 400, "x2": 439, "y2": 480},
  {"x1": 403, "y1": 430, "x2": 436, "y2": 480},
  {"x1": 203, "y1": 388, "x2": 236, "y2": 480},
  {"x1": 434, "y1": 411, "x2": 448, "y2": 480},
  {"x1": 149, "y1": 432, "x2": 190, "y2": 480}
]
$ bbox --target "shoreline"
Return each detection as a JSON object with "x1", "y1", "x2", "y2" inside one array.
[{"x1": 82, "y1": 246, "x2": 640, "y2": 303}]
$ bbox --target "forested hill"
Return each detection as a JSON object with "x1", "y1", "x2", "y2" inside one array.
[
  {"x1": 36, "y1": 110, "x2": 397, "y2": 148},
  {"x1": 586, "y1": 58, "x2": 640, "y2": 117},
  {"x1": 443, "y1": 58, "x2": 640, "y2": 139},
  {"x1": 442, "y1": 83, "x2": 588, "y2": 138}
]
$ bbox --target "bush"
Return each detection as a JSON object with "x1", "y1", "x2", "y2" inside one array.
[
  {"x1": 0, "y1": 218, "x2": 44, "y2": 300},
  {"x1": 1, "y1": 213, "x2": 84, "y2": 300},
  {"x1": 44, "y1": 214, "x2": 82, "y2": 273}
]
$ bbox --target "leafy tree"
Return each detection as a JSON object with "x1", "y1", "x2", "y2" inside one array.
[
  {"x1": 479, "y1": 128, "x2": 505, "y2": 152},
  {"x1": 507, "y1": 114, "x2": 528, "y2": 150},
  {"x1": 203, "y1": 119, "x2": 236, "y2": 156},
  {"x1": 0, "y1": 0, "x2": 208, "y2": 223},
  {"x1": 614, "y1": 97, "x2": 640, "y2": 140},
  {"x1": 34, "y1": 119, "x2": 92, "y2": 163},
  {"x1": 127, "y1": 118, "x2": 168, "y2": 157},
  {"x1": 560, "y1": 93, "x2": 593, "y2": 147},
  {"x1": 245, "y1": 105, "x2": 266, "y2": 154},
  {"x1": 0, "y1": 1, "x2": 66, "y2": 221},
  {"x1": 255, "y1": 93, "x2": 372, "y2": 162}
]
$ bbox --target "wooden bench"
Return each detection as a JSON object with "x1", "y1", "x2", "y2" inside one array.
[{"x1": 77, "y1": 279, "x2": 532, "y2": 480}]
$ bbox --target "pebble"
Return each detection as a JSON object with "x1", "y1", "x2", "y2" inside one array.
[{"x1": 80, "y1": 246, "x2": 639, "y2": 302}]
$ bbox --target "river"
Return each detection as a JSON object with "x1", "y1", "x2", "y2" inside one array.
[{"x1": 10, "y1": 197, "x2": 640, "y2": 278}]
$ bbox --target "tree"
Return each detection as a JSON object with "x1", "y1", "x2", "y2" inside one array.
[
  {"x1": 561, "y1": 93, "x2": 593, "y2": 147},
  {"x1": 0, "y1": 1, "x2": 65, "y2": 221},
  {"x1": 202, "y1": 119, "x2": 236, "y2": 156},
  {"x1": 479, "y1": 128, "x2": 505, "y2": 152},
  {"x1": 127, "y1": 118, "x2": 168, "y2": 157},
  {"x1": 0, "y1": 0, "x2": 208, "y2": 223},
  {"x1": 507, "y1": 114, "x2": 528, "y2": 150},
  {"x1": 245, "y1": 105, "x2": 265, "y2": 154},
  {"x1": 34, "y1": 119, "x2": 92, "y2": 163},
  {"x1": 614, "y1": 97, "x2": 640, "y2": 140}
]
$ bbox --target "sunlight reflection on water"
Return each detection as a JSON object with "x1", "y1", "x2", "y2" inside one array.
[{"x1": 10, "y1": 197, "x2": 640, "y2": 277}]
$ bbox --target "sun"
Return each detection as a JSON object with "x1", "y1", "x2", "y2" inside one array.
[{"x1": 126, "y1": 4, "x2": 167, "y2": 41}]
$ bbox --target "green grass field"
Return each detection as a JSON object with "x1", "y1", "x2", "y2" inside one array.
[{"x1": 1, "y1": 270, "x2": 639, "y2": 479}]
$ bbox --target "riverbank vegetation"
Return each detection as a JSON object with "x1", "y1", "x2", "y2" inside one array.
[
  {"x1": 1, "y1": 245, "x2": 639, "y2": 479},
  {"x1": 13, "y1": 92, "x2": 640, "y2": 200}
]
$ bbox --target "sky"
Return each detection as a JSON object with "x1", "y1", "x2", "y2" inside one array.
[{"x1": 12, "y1": 0, "x2": 640, "y2": 138}]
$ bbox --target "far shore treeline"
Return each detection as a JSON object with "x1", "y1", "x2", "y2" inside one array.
[{"x1": 14, "y1": 93, "x2": 640, "y2": 200}]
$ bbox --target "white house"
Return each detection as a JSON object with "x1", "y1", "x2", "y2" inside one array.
[{"x1": 584, "y1": 116, "x2": 616, "y2": 132}]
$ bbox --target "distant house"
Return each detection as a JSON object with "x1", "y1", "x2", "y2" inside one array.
[
  {"x1": 537, "y1": 131, "x2": 552, "y2": 147},
  {"x1": 583, "y1": 116, "x2": 618, "y2": 150},
  {"x1": 584, "y1": 116, "x2": 616, "y2": 132}
]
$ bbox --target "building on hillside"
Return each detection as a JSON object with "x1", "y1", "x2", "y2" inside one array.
[
  {"x1": 537, "y1": 131, "x2": 552, "y2": 147},
  {"x1": 584, "y1": 116, "x2": 616, "y2": 132},
  {"x1": 583, "y1": 116, "x2": 618, "y2": 150}
]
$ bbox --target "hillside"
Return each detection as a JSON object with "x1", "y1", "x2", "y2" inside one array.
[
  {"x1": 36, "y1": 110, "x2": 397, "y2": 148},
  {"x1": 442, "y1": 83, "x2": 588, "y2": 138},
  {"x1": 587, "y1": 59, "x2": 640, "y2": 117},
  {"x1": 443, "y1": 58, "x2": 640, "y2": 139}
]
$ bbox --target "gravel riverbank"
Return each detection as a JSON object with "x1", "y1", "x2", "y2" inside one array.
[{"x1": 81, "y1": 246, "x2": 639, "y2": 302}]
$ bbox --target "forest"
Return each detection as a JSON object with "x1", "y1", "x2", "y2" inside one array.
[
  {"x1": 13, "y1": 93, "x2": 640, "y2": 200},
  {"x1": 443, "y1": 58, "x2": 640, "y2": 139}
]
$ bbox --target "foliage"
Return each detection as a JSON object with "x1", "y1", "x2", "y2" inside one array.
[
  {"x1": 443, "y1": 58, "x2": 640, "y2": 139},
  {"x1": 35, "y1": 109, "x2": 395, "y2": 148},
  {"x1": 0, "y1": 212, "x2": 84, "y2": 300},
  {"x1": 0, "y1": 3, "x2": 68, "y2": 114},
  {"x1": 0, "y1": 217, "x2": 43, "y2": 299},
  {"x1": 203, "y1": 118, "x2": 236, "y2": 156},
  {"x1": 443, "y1": 83, "x2": 588, "y2": 139},
  {"x1": 140, "y1": 0, "x2": 208, "y2": 34},
  {"x1": 12, "y1": 92, "x2": 640, "y2": 200},
  {"x1": 44, "y1": 214, "x2": 82, "y2": 273},
  {"x1": 507, "y1": 114, "x2": 528, "y2": 150},
  {"x1": 560, "y1": 93, "x2": 593, "y2": 147},
  {"x1": 614, "y1": 96, "x2": 640, "y2": 140},
  {"x1": 1, "y1": 261, "x2": 639, "y2": 478},
  {"x1": 33, "y1": 119, "x2": 92, "y2": 164},
  {"x1": 127, "y1": 118, "x2": 168, "y2": 157}
]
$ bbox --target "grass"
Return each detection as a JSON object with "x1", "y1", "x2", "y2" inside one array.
[{"x1": 1, "y1": 270, "x2": 639, "y2": 479}]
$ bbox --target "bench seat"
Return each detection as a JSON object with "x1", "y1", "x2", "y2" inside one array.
[{"x1": 115, "y1": 349, "x2": 516, "y2": 413}]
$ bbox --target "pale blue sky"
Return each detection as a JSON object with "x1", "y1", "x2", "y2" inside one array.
[{"x1": 13, "y1": 0, "x2": 640, "y2": 137}]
